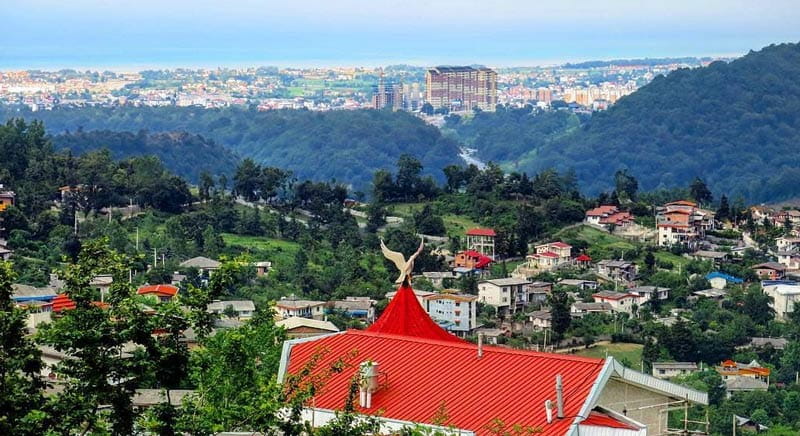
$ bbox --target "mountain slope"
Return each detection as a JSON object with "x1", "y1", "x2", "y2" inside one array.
[
  {"x1": 2, "y1": 107, "x2": 462, "y2": 190},
  {"x1": 526, "y1": 42, "x2": 800, "y2": 202},
  {"x1": 51, "y1": 129, "x2": 240, "y2": 183}
]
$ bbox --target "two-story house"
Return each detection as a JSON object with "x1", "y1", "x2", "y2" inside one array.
[
  {"x1": 478, "y1": 277, "x2": 534, "y2": 315},
  {"x1": 465, "y1": 228, "x2": 496, "y2": 259},
  {"x1": 275, "y1": 296, "x2": 326, "y2": 320},
  {"x1": 592, "y1": 290, "x2": 640, "y2": 314},
  {"x1": 627, "y1": 286, "x2": 670, "y2": 304},
  {"x1": 596, "y1": 259, "x2": 637, "y2": 284}
]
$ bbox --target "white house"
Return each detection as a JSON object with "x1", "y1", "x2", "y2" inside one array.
[
  {"x1": 527, "y1": 310, "x2": 552, "y2": 330},
  {"x1": 593, "y1": 291, "x2": 640, "y2": 314},
  {"x1": 275, "y1": 296, "x2": 327, "y2": 320},
  {"x1": 652, "y1": 362, "x2": 699, "y2": 379},
  {"x1": 763, "y1": 284, "x2": 800, "y2": 321},
  {"x1": 571, "y1": 302, "x2": 613, "y2": 317},
  {"x1": 478, "y1": 278, "x2": 533, "y2": 315},
  {"x1": 627, "y1": 286, "x2": 670, "y2": 304},
  {"x1": 207, "y1": 300, "x2": 256, "y2": 319}
]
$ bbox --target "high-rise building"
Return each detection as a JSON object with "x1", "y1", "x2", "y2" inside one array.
[
  {"x1": 371, "y1": 74, "x2": 403, "y2": 110},
  {"x1": 425, "y1": 66, "x2": 496, "y2": 112}
]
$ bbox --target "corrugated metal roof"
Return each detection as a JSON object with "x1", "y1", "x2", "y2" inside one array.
[{"x1": 286, "y1": 330, "x2": 604, "y2": 436}]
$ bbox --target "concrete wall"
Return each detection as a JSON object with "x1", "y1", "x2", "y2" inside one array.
[{"x1": 597, "y1": 378, "x2": 673, "y2": 435}]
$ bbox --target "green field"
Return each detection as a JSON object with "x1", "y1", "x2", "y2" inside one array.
[
  {"x1": 575, "y1": 342, "x2": 644, "y2": 369},
  {"x1": 443, "y1": 214, "x2": 480, "y2": 236},
  {"x1": 388, "y1": 202, "x2": 425, "y2": 219},
  {"x1": 221, "y1": 233, "x2": 300, "y2": 268}
]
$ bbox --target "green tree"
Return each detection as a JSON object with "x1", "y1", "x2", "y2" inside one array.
[
  {"x1": 690, "y1": 177, "x2": 713, "y2": 205},
  {"x1": 548, "y1": 290, "x2": 571, "y2": 340},
  {"x1": 0, "y1": 261, "x2": 48, "y2": 434}
]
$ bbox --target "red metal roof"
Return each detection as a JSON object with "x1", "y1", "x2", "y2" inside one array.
[
  {"x1": 537, "y1": 252, "x2": 559, "y2": 258},
  {"x1": 137, "y1": 284, "x2": 179, "y2": 297},
  {"x1": 550, "y1": 242, "x2": 572, "y2": 249},
  {"x1": 52, "y1": 294, "x2": 76, "y2": 312},
  {"x1": 585, "y1": 205, "x2": 618, "y2": 217},
  {"x1": 581, "y1": 411, "x2": 638, "y2": 430},
  {"x1": 466, "y1": 228, "x2": 496, "y2": 237},
  {"x1": 576, "y1": 254, "x2": 592, "y2": 262},
  {"x1": 367, "y1": 283, "x2": 465, "y2": 343},
  {"x1": 286, "y1": 330, "x2": 605, "y2": 435},
  {"x1": 51, "y1": 294, "x2": 108, "y2": 312}
]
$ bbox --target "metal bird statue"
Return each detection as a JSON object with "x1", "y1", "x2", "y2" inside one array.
[{"x1": 380, "y1": 237, "x2": 424, "y2": 285}]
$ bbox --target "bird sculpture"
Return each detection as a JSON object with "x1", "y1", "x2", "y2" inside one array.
[{"x1": 380, "y1": 237, "x2": 424, "y2": 285}]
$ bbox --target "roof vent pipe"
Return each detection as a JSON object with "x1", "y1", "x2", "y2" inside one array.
[
  {"x1": 544, "y1": 400, "x2": 554, "y2": 423},
  {"x1": 556, "y1": 374, "x2": 564, "y2": 419},
  {"x1": 477, "y1": 333, "x2": 484, "y2": 359}
]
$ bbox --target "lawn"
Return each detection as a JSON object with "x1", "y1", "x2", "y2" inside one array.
[
  {"x1": 443, "y1": 214, "x2": 480, "y2": 236},
  {"x1": 388, "y1": 202, "x2": 425, "y2": 219},
  {"x1": 221, "y1": 233, "x2": 300, "y2": 268},
  {"x1": 575, "y1": 342, "x2": 644, "y2": 369},
  {"x1": 653, "y1": 251, "x2": 690, "y2": 270}
]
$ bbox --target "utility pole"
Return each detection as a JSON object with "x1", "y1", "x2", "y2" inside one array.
[
  {"x1": 135, "y1": 228, "x2": 139, "y2": 251},
  {"x1": 153, "y1": 248, "x2": 157, "y2": 269}
]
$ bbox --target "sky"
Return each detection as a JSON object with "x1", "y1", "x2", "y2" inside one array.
[{"x1": 1, "y1": 0, "x2": 799, "y2": 70}]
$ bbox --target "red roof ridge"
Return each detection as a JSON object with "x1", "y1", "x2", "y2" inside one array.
[
  {"x1": 366, "y1": 283, "x2": 465, "y2": 343},
  {"x1": 345, "y1": 329, "x2": 605, "y2": 364}
]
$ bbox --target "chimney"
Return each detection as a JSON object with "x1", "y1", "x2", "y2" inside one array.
[
  {"x1": 556, "y1": 375, "x2": 564, "y2": 419},
  {"x1": 544, "y1": 400, "x2": 554, "y2": 423},
  {"x1": 359, "y1": 361, "x2": 380, "y2": 408},
  {"x1": 477, "y1": 333, "x2": 484, "y2": 359}
]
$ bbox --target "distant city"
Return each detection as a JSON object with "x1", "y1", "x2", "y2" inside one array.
[{"x1": 0, "y1": 57, "x2": 721, "y2": 115}]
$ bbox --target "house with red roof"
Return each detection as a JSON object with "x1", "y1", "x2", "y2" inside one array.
[
  {"x1": 523, "y1": 241, "x2": 573, "y2": 272},
  {"x1": 656, "y1": 201, "x2": 715, "y2": 247},
  {"x1": 593, "y1": 290, "x2": 640, "y2": 314},
  {"x1": 137, "y1": 284, "x2": 179, "y2": 302},
  {"x1": 465, "y1": 227, "x2": 496, "y2": 259},
  {"x1": 278, "y1": 281, "x2": 708, "y2": 435},
  {"x1": 453, "y1": 249, "x2": 493, "y2": 271},
  {"x1": 585, "y1": 205, "x2": 635, "y2": 230}
]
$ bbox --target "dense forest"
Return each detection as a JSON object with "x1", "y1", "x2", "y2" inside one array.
[
  {"x1": 52, "y1": 129, "x2": 240, "y2": 182},
  {"x1": 0, "y1": 107, "x2": 462, "y2": 190},
  {"x1": 528, "y1": 42, "x2": 800, "y2": 203},
  {"x1": 443, "y1": 106, "x2": 581, "y2": 165}
]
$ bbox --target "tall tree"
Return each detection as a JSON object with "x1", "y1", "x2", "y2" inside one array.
[
  {"x1": 690, "y1": 177, "x2": 713, "y2": 205},
  {"x1": 548, "y1": 290, "x2": 571, "y2": 340},
  {"x1": 0, "y1": 261, "x2": 48, "y2": 434}
]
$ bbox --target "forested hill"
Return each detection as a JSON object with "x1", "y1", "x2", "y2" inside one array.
[
  {"x1": 0, "y1": 107, "x2": 462, "y2": 190},
  {"x1": 51, "y1": 130, "x2": 239, "y2": 183},
  {"x1": 527, "y1": 42, "x2": 800, "y2": 203}
]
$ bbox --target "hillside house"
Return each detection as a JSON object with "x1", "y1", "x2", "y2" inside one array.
[
  {"x1": 478, "y1": 278, "x2": 534, "y2": 315},
  {"x1": 593, "y1": 291, "x2": 640, "y2": 314},
  {"x1": 627, "y1": 286, "x2": 669, "y2": 304},
  {"x1": 0, "y1": 187, "x2": 16, "y2": 212},
  {"x1": 705, "y1": 272, "x2": 743, "y2": 289},
  {"x1": 776, "y1": 236, "x2": 800, "y2": 252},
  {"x1": 422, "y1": 271, "x2": 458, "y2": 288},
  {"x1": 453, "y1": 250, "x2": 492, "y2": 271},
  {"x1": 331, "y1": 296, "x2": 376, "y2": 322},
  {"x1": 207, "y1": 300, "x2": 255, "y2": 319},
  {"x1": 527, "y1": 310, "x2": 552, "y2": 330},
  {"x1": 656, "y1": 201, "x2": 714, "y2": 247},
  {"x1": 763, "y1": 283, "x2": 800, "y2": 320},
  {"x1": 137, "y1": 284, "x2": 179, "y2": 303},
  {"x1": 753, "y1": 262, "x2": 786, "y2": 280},
  {"x1": 652, "y1": 362, "x2": 699, "y2": 380},
  {"x1": 275, "y1": 296, "x2": 326, "y2": 320},
  {"x1": 596, "y1": 260, "x2": 637, "y2": 283},
  {"x1": 585, "y1": 205, "x2": 635, "y2": 230},
  {"x1": 254, "y1": 261, "x2": 272, "y2": 276},
  {"x1": 524, "y1": 241, "x2": 572, "y2": 272},
  {"x1": 558, "y1": 279, "x2": 599, "y2": 291},
  {"x1": 777, "y1": 251, "x2": 800, "y2": 270},
  {"x1": 276, "y1": 317, "x2": 339, "y2": 339},
  {"x1": 180, "y1": 256, "x2": 221, "y2": 278},
  {"x1": 465, "y1": 228, "x2": 496, "y2": 258},
  {"x1": 716, "y1": 360, "x2": 770, "y2": 397},
  {"x1": 571, "y1": 302, "x2": 613, "y2": 317}
]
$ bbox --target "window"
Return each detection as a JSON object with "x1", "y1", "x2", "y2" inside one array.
[{"x1": 659, "y1": 369, "x2": 665, "y2": 375}]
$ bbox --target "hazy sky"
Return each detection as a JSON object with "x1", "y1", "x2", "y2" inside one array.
[{"x1": 2, "y1": 0, "x2": 799, "y2": 69}]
